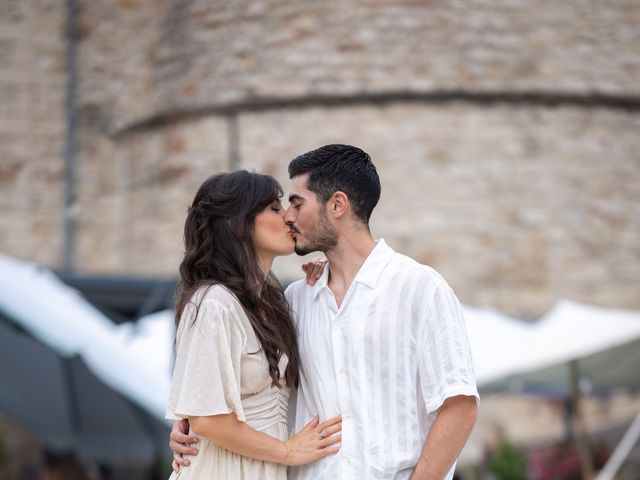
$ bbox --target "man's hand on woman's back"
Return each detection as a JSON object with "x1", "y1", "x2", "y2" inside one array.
[{"x1": 169, "y1": 419, "x2": 199, "y2": 473}]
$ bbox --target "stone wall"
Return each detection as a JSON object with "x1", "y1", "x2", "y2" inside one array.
[
  {"x1": 78, "y1": 0, "x2": 640, "y2": 133},
  {"x1": 0, "y1": 0, "x2": 66, "y2": 267},
  {"x1": 75, "y1": 116, "x2": 230, "y2": 274},
  {"x1": 240, "y1": 104, "x2": 640, "y2": 317},
  {"x1": 1, "y1": 0, "x2": 638, "y2": 317}
]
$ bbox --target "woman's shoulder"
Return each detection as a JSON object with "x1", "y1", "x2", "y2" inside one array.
[
  {"x1": 192, "y1": 284, "x2": 241, "y2": 310},
  {"x1": 180, "y1": 285, "x2": 247, "y2": 337},
  {"x1": 180, "y1": 285, "x2": 244, "y2": 326}
]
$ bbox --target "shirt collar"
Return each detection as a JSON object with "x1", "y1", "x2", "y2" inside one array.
[{"x1": 312, "y1": 238, "x2": 394, "y2": 298}]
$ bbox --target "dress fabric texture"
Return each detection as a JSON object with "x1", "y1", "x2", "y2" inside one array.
[{"x1": 166, "y1": 285, "x2": 289, "y2": 480}]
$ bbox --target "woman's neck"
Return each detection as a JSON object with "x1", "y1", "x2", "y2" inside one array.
[{"x1": 257, "y1": 253, "x2": 274, "y2": 283}]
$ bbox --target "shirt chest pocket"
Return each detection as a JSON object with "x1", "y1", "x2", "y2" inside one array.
[{"x1": 345, "y1": 302, "x2": 395, "y2": 359}]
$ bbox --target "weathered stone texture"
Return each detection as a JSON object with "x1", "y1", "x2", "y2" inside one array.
[
  {"x1": 1, "y1": 1, "x2": 639, "y2": 467},
  {"x1": 76, "y1": 116, "x2": 230, "y2": 275},
  {"x1": 76, "y1": 0, "x2": 166, "y2": 132},
  {"x1": 240, "y1": 105, "x2": 640, "y2": 317},
  {"x1": 1, "y1": 0, "x2": 638, "y2": 318},
  {"x1": 0, "y1": 0, "x2": 65, "y2": 266},
  {"x1": 76, "y1": 0, "x2": 640, "y2": 131}
]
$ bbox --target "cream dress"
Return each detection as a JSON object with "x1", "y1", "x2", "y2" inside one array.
[{"x1": 166, "y1": 285, "x2": 290, "y2": 480}]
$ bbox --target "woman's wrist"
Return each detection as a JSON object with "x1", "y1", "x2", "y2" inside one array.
[{"x1": 278, "y1": 439, "x2": 293, "y2": 465}]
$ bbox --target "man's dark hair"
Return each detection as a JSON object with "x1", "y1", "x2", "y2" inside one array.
[{"x1": 288, "y1": 144, "x2": 381, "y2": 225}]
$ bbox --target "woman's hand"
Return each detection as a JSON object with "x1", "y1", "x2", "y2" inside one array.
[
  {"x1": 169, "y1": 419, "x2": 199, "y2": 473},
  {"x1": 302, "y1": 258, "x2": 327, "y2": 286},
  {"x1": 283, "y1": 415, "x2": 342, "y2": 466}
]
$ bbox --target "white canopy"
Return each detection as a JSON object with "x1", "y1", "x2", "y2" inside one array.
[
  {"x1": 3, "y1": 252, "x2": 639, "y2": 417},
  {"x1": 462, "y1": 305, "x2": 535, "y2": 386},
  {"x1": 126, "y1": 299, "x2": 640, "y2": 395},
  {"x1": 113, "y1": 308, "x2": 175, "y2": 390},
  {"x1": 0, "y1": 254, "x2": 170, "y2": 421},
  {"x1": 466, "y1": 300, "x2": 640, "y2": 391}
]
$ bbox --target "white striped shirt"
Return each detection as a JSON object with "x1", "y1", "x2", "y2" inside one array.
[{"x1": 285, "y1": 239, "x2": 478, "y2": 480}]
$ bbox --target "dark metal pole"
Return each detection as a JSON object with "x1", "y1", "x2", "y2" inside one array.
[
  {"x1": 63, "y1": 0, "x2": 79, "y2": 273},
  {"x1": 61, "y1": 356, "x2": 82, "y2": 444},
  {"x1": 227, "y1": 113, "x2": 240, "y2": 171},
  {"x1": 569, "y1": 359, "x2": 595, "y2": 480}
]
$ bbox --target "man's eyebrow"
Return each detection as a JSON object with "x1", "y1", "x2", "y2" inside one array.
[{"x1": 288, "y1": 194, "x2": 304, "y2": 203}]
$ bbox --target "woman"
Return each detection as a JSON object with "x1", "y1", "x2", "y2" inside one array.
[{"x1": 166, "y1": 170, "x2": 341, "y2": 479}]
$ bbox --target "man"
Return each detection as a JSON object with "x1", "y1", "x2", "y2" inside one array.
[{"x1": 171, "y1": 145, "x2": 478, "y2": 479}]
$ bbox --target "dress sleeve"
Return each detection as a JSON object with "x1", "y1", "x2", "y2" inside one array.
[
  {"x1": 417, "y1": 282, "x2": 479, "y2": 414},
  {"x1": 166, "y1": 299, "x2": 246, "y2": 421}
]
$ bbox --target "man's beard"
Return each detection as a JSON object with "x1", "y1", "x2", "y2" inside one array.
[{"x1": 294, "y1": 210, "x2": 338, "y2": 256}]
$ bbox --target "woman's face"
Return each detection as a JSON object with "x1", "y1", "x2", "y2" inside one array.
[{"x1": 253, "y1": 199, "x2": 295, "y2": 258}]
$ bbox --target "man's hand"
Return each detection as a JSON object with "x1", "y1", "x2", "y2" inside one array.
[
  {"x1": 302, "y1": 258, "x2": 327, "y2": 285},
  {"x1": 169, "y1": 419, "x2": 199, "y2": 473}
]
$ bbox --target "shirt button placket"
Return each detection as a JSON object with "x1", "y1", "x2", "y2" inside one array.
[{"x1": 332, "y1": 311, "x2": 353, "y2": 477}]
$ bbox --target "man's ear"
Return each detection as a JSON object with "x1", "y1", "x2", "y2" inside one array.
[{"x1": 330, "y1": 191, "x2": 349, "y2": 219}]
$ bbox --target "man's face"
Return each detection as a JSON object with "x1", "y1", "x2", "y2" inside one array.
[{"x1": 285, "y1": 174, "x2": 338, "y2": 256}]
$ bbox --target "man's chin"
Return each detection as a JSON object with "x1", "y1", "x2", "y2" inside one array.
[{"x1": 295, "y1": 245, "x2": 318, "y2": 256}]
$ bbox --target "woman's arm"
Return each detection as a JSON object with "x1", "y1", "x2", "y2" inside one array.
[{"x1": 189, "y1": 412, "x2": 342, "y2": 466}]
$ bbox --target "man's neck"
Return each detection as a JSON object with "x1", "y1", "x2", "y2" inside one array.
[{"x1": 324, "y1": 232, "x2": 376, "y2": 306}]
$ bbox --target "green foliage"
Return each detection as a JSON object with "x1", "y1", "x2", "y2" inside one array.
[{"x1": 488, "y1": 438, "x2": 529, "y2": 480}]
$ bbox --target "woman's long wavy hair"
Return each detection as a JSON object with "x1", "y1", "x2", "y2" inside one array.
[{"x1": 175, "y1": 170, "x2": 300, "y2": 388}]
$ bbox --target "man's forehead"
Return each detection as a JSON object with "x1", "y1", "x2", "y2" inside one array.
[
  {"x1": 288, "y1": 174, "x2": 311, "y2": 200},
  {"x1": 290, "y1": 173, "x2": 309, "y2": 189}
]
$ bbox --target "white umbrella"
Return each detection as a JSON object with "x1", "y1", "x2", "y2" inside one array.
[
  {"x1": 475, "y1": 300, "x2": 640, "y2": 392},
  {"x1": 0, "y1": 254, "x2": 169, "y2": 419},
  {"x1": 468, "y1": 300, "x2": 640, "y2": 479},
  {"x1": 0, "y1": 254, "x2": 171, "y2": 463}
]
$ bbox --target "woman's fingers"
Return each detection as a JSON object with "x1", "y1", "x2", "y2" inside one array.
[
  {"x1": 320, "y1": 434, "x2": 342, "y2": 447},
  {"x1": 321, "y1": 446, "x2": 341, "y2": 457},
  {"x1": 319, "y1": 421, "x2": 342, "y2": 438},
  {"x1": 302, "y1": 258, "x2": 327, "y2": 285},
  {"x1": 317, "y1": 415, "x2": 342, "y2": 431},
  {"x1": 311, "y1": 260, "x2": 325, "y2": 277},
  {"x1": 302, "y1": 415, "x2": 320, "y2": 432}
]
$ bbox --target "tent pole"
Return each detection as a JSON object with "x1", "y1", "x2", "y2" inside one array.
[
  {"x1": 595, "y1": 410, "x2": 640, "y2": 480},
  {"x1": 569, "y1": 359, "x2": 594, "y2": 480},
  {"x1": 62, "y1": 356, "x2": 81, "y2": 439}
]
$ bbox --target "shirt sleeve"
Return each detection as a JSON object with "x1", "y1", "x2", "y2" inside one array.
[
  {"x1": 417, "y1": 281, "x2": 479, "y2": 414},
  {"x1": 166, "y1": 299, "x2": 246, "y2": 421}
]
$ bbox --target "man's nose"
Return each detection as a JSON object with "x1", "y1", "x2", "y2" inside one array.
[{"x1": 284, "y1": 208, "x2": 295, "y2": 224}]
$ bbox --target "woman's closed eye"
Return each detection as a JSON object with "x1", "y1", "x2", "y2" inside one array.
[{"x1": 270, "y1": 201, "x2": 285, "y2": 213}]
